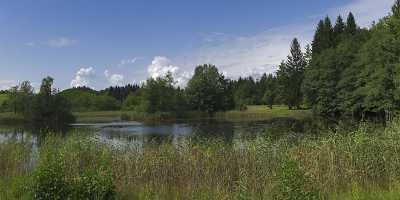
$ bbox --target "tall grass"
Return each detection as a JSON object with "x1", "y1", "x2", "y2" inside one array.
[{"x1": 2, "y1": 121, "x2": 400, "y2": 199}]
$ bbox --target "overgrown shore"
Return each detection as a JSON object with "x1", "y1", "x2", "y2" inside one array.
[{"x1": 2, "y1": 120, "x2": 400, "y2": 199}]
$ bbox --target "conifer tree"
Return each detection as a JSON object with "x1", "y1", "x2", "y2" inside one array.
[
  {"x1": 277, "y1": 38, "x2": 306, "y2": 109},
  {"x1": 333, "y1": 15, "x2": 345, "y2": 45},
  {"x1": 346, "y1": 12, "x2": 357, "y2": 35},
  {"x1": 311, "y1": 20, "x2": 325, "y2": 56}
]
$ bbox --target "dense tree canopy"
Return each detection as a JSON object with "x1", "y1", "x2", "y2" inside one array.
[{"x1": 186, "y1": 64, "x2": 233, "y2": 114}]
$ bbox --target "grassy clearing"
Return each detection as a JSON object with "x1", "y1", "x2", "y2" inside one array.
[
  {"x1": 216, "y1": 105, "x2": 311, "y2": 122},
  {"x1": 73, "y1": 105, "x2": 311, "y2": 123},
  {"x1": 73, "y1": 111, "x2": 124, "y2": 123},
  {"x1": 2, "y1": 121, "x2": 400, "y2": 199},
  {"x1": 0, "y1": 105, "x2": 310, "y2": 124}
]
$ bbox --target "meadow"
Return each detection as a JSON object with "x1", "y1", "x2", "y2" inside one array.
[
  {"x1": 1, "y1": 119, "x2": 400, "y2": 199},
  {"x1": 72, "y1": 105, "x2": 312, "y2": 123}
]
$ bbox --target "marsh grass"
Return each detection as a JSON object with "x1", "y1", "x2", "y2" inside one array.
[{"x1": 1, "y1": 121, "x2": 400, "y2": 199}]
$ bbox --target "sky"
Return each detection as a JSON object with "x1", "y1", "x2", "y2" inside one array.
[{"x1": 0, "y1": 0, "x2": 395, "y2": 90}]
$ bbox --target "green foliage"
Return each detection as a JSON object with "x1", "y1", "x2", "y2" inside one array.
[
  {"x1": 32, "y1": 154, "x2": 70, "y2": 200},
  {"x1": 30, "y1": 77, "x2": 75, "y2": 131},
  {"x1": 60, "y1": 87, "x2": 120, "y2": 112},
  {"x1": 186, "y1": 64, "x2": 232, "y2": 114},
  {"x1": 303, "y1": 3, "x2": 400, "y2": 119},
  {"x1": 31, "y1": 140, "x2": 116, "y2": 200},
  {"x1": 73, "y1": 169, "x2": 116, "y2": 200},
  {"x1": 274, "y1": 159, "x2": 321, "y2": 200}
]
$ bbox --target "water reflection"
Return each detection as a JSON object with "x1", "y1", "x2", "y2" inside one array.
[{"x1": 0, "y1": 118, "x2": 312, "y2": 149}]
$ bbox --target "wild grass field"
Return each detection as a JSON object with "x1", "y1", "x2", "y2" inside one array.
[{"x1": 1, "y1": 120, "x2": 400, "y2": 199}]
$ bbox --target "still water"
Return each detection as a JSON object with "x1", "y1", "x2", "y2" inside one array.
[{"x1": 0, "y1": 118, "x2": 308, "y2": 148}]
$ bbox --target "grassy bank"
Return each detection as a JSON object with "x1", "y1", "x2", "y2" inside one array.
[
  {"x1": 216, "y1": 105, "x2": 311, "y2": 122},
  {"x1": 2, "y1": 121, "x2": 400, "y2": 199},
  {"x1": 0, "y1": 105, "x2": 311, "y2": 124},
  {"x1": 73, "y1": 105, "x2": 311, "y2": 123}
]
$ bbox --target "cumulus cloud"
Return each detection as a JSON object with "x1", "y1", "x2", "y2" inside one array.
[
  {"x1": 104, "y1": 70, "x2": 124, "y2": 86},
  {"x1": 0, "y1": 80, "x2": 17, "y2": 90},
  {"x1": 148, "y1": 56, "x2": 191, "y2": 87},
  {"x1": 70, "y1": 67, "x2": 95, "y2": 87}
]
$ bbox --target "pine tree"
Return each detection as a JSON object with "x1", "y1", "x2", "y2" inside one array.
[{"x1": 346, "y1": 12, "x2": 357, "y2": 35}]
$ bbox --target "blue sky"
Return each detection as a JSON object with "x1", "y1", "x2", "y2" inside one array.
[{"x1": 0, "y1": 0, "x2": 394, "y2": 90}]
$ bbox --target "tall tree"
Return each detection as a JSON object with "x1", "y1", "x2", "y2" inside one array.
[
  {"x1": 277, "y1": 38, "x2": 306, "y2": 109},
  {"x1": 186, "y1": 64, "x2": 231, "y2": 114},
  {"x1": 333, "y1": 15, "x2": 345, "y2": 45},
  {"x1": 346, "y1": 12, "x2": 357, "y2": 35}
]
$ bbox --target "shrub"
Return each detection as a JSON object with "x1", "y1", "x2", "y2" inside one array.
[
  {"x1": 32, "y1": 155, "x2": 70, "y2": 200},
  {"x1": 73, "y1": 169, "x2": 116, "y2": 200},
  {"x1": 274, "y1": 159, "x2": 321, "y2": 200}
]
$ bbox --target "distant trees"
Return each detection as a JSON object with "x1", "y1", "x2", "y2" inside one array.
[
  {"x1": 5, "y1": 77, "x2": 75, "y2": 131},
  {"x1": 262, "y1": 74, "x2": 277, "y2": 109},
  {"x1": 60, "y1": 87, "x2": 119, "y2": 111}
]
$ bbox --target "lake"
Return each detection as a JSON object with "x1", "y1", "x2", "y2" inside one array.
[{"x1": 0, "y1": 118, "x2": 309, "y2": 148}]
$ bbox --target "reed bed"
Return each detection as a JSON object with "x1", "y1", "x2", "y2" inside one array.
[{"x1": 1, "y1": 121, "x2": 400, "y2": 199}]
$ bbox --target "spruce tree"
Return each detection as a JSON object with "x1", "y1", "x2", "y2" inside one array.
[
  {"x1": 333, "y1": 15, "x2": 345, "y2": 45},
  {"x1": 323, "y1": 16, "x2": 333, "y2": 47},
  {"x1": 346, "y1": 12, "x2": 357, "y2": 35},
  {"x1": 278, "y1": 38, "x2": 306, "y2": 109},
  {"x1": 312, "y1": 20, "x2": 325, "y2": 56}
]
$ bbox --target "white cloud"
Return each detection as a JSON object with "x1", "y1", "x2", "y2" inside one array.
[
  {"x1": 26, "y1": 37, "x2": 77, "y2": 48},
  {"x1": 119, "y1": 58, "x2": 140, "y2": 66},
  {"x1": 46, "y1": 37, "x2": 77, "y2": 48},
  {"x1": 70, "y1": 67, "x2": 95, "y2": 87},
  {"x1": 178, "y1": 0, "x2": 393, "y2": 79},
  {"x1": 0, "y1": 80, "x2": 17, "y2": 90},
  {"x1": 104, "y1": 70, "x2": 124, "y2": 86},
  {"x1": 148, "y1": 56, "x2": 191, "y2": 87},
  {"x1": 330, "y1": 0, "x2": 393, "y2": 27}
]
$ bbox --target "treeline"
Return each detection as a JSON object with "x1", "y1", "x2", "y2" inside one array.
[
  {"x1": 2, "y1": 1, "x2": 400, "y2": 121},
  {"x1": 5, "y1": 77, "x2": 75, "y2": 131},
  {"x1": 303, "y1": 1, "x2": 400, "y2": 120}
]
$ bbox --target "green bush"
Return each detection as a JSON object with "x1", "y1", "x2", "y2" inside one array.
[
  {"x1": 32, "y1": 152, "x2": 116, "y2": 200},
  {"x1": 274, "y1": 159, "x2": 321, "y2": 200},
  {"x1": 73, "y1": 169, "x2": 116, "y2": 200},
  {"x1": 32, "y1": 156, "x2": 70, "y2": 200}
]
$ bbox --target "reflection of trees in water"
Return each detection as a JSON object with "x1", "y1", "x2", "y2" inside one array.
[{"x1": 189, "y1": 120, "x2": 235, "y2": 144}]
